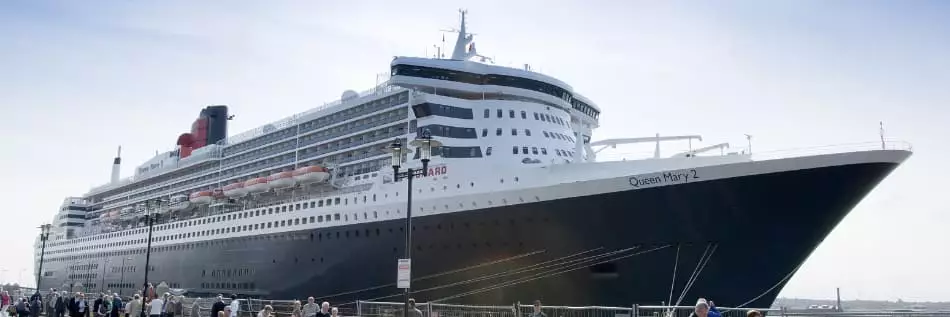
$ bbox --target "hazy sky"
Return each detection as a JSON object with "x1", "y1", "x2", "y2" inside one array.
[{"x1": 2, "y1": 0, "x2": 948, "y2": 302}]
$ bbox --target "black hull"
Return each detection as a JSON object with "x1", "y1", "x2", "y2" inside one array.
[{"x1": 41, "y1": 161, "x2": 899, "y2": 308}]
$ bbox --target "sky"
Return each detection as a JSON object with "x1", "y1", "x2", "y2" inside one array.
[{"x1": 1, "y1": 0, "x2": 949, "y2": 302}]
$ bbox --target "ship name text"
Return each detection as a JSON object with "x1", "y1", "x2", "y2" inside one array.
[{"x1": 628, "y1": 169, "x2": 699, "y2": 188}]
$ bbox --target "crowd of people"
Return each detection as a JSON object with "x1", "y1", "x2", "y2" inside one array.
[{"x1": 2, "y1": 287, "x2": 765, "y2": 317}]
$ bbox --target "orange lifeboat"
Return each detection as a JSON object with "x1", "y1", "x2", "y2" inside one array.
[
  {"x1": 267, "y1": 171, "x2": 297, "y2": 189},
  {"x1": 189, "y1": 191, "x2": 214, "y2": 204},
  {"x1": 244, "y1": 177, "x2": 269, "y2": 194},
  {"x1": 292, "y1": 166, "x2": 330, "y2": 183},
  {"x1": 222, "y1": 182, "x2": 246, "y2": 197}
]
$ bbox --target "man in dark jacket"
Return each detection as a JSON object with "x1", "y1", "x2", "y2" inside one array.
[
  {"x1": 56, "y1": 292, "x2": 68, "y2": 317},
  {"x1": 93, "y1": 294, "x2": 104, "y2": 317},
  {"x1": 210, "y1": 295, "x2": 226, "y2": 317},
  {"x1": 111, "y1": 294, "x2": 123, "y2": 317}
]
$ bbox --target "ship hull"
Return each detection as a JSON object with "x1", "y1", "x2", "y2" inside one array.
[{"x1": 41, "y1": 155, "x2": 902, "y2": 308}]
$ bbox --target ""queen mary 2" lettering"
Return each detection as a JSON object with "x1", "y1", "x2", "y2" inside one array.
[{"x1": 628, "y1": 169, "x2": 699, "y2": 188}]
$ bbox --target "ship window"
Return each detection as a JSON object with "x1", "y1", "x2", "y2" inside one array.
[
  {"x1": 334, "y1": 214, "x2": 341, "y2": 220},
  {"x1": 511, "y1": 129, "x2": 517, "y2": 136},
  {"x1": 521, "y1": 111, "x2": 527, "y2": 119},
  {"x1": 267, "y1": 223, "x2": 272, "y2": 228},
  {"x1": 486, "y1": 147, "x2": 492, "y2": 156},
  {"x1": 541, "y1": 148, "x2": 548, "y2": 155},
  {"x1": 294, "y1": 219, "x2": 300, "y2": 225},
  {"x1": 512, "y1": 146, "x2": 518, "y2": 154},
  {"x1": 525, "y1": 129, "x2": 531, "y2": 136},
  {"x1": 326, "y1": 199, "x2": 332, "y2": 205},
  {"x1": 282, "y1": 206, "x2": 287, "y2": 212},
  {"x1": 482, "y1": 129, "x2": 487, "y2": 137},
  {"x1": 373, "y1": 194, "x2": 377, "y2": 201},
  {"x1": 534, "y1": 113, "x2": 539, "y2": 120},
  {"x1": 334, "y1": 198, "x2": 340, "y2": 204},
  {"x1": 496, "y1": 109, "x2": 502, "y2": 118},
  {"x1": 532, "y1": 147, "x2": 539, "y2": 155},
  {"x1": 509, "y1": 110, "x2": 515, "y2": 118},
  {"x1": 484, "y1": 109, "x2": 489, "y2": 118},
  {"x1": 268, "y1": 208, "x2": 274, "y2": 214},
  {"x1": 296, "y1": 203, "x2": 301, "y2": 210},
  {"x1": 310, "y1": 216, "x2": 315, "y2": 223},
  {"x1": 496, "y1": 128, "x2": 502, "y2": 136},
  {"x1": 318, "y1": 200, "x2": 324, "y2": 207},
  {"x1": 522, "y1": 147, "x2": 528, "y2": 154}
]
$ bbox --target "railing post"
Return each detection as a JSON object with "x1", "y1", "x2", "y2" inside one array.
[
  {"x1": 515, "y1": 301, "x2": 522, "y2": 317},
  {"x1": 632, "y1": 304, "x2": 639, "y2": 317},
  {"x1": 356, "y1": 300, "x2": 362, "y2": 317}
]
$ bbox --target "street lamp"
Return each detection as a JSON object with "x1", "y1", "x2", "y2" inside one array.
[
  {"x1": 36, "y1": 224, "x2": 52, "y2": 290},
  {"x1": 140, "y1": 198, "x2": 162, "y2": 317},
  {"x1": 386, "y1": 130, "x2": 440, "y2": 316},
  {"x1": 119, "y1": 257, "x2": 131, "y2": 296},
  {"x1": 100, "y1": 258, "x2": 110, "y2": 293}
]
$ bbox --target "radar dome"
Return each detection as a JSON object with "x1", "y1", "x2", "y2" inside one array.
[{"x1": 342, "y1": 90, "x2": 359, "y2": 101}]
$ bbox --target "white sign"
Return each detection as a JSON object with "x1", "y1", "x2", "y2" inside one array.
[{"x1": 397, "y1": 258, "x2": 411, "y2": 289}]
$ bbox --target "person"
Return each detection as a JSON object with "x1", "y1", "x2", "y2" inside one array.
[
  {"x1": 689, "y1": 298, "x2": 721, "y2": 317},
  {"x1": 227, "y1": 295, "x2": 239, "y2": 317},
  {"x1": 315, "y1": 302, "x2": 329, "y2": 317},
  {"x1": 146, "y1": 295, "x2": 163, "y2": 317},
  {"x1": 746, "y1": 310, "x2": 762, "y2": 317},
  {"x1": 302, "y1": 298, "x2": 317, "y2": 317},
  {"x1": 16, "y1": 298, "x2": 30, "y2": 317},
  {"x1": 170, "y1": 296, "x2": 183, "y2": 317},
  {"x1": 291, "y1": 301, "x2": 302, "y2": 317},
  {"x1": 125, "y1": 295, "x2": 141, "y2": 317},
  {"x1": 2, "y1": 291, "x2": 11, "y2": 316},
  {"x1": 210, "y1": 296, "x2": 225, "y2": 317},
  {"x1": 111, "y1": 294, "x2": 123, "y2": 317},
  {"x1": 55, "y1": 292, "x2": 67, "y2": 317},
  {"x1": 93, "y1": 295, "x2": 104, "y2": 317},
  {"x1": 189, "y1": 298, "x2": 200, "y2": 317},
  {"x1": 256, "y1": 306, "x2": 272, "y2": 317},
  {"x1": 407, "y1": 299, "x2": 422, "y2": 317},
  {"x1": 96, "y1": 296, "x2": 111, "y2": 317},
  {"x1": 69, "y1": 293, "x2": 88, "y2": 317},
  {"x1": 219, "y1": 307, "x2": 230, "y2": 317},
  {"x1": 530, "y1": 300, "x2": 546, "y2": 317},
  {"x1": 29, "y1": 296, "x2": 42, "y2": 317}
]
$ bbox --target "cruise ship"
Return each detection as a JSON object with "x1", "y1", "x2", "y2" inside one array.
[{"x1": 34, "y1": 11, "x2": 911, "y2": 308}]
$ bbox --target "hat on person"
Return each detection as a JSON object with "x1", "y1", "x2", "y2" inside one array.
[{"x1": 695, "y1": 298, "x2": 709, "y2": 308}]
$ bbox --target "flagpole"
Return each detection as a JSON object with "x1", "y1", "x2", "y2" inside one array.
[{"x1": 880, "y1": 121, "x2": 885, "y2": 150}]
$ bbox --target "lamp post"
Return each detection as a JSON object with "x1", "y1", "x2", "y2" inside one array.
[
  {"x1": 100, "y1": 258, "x2": 110, "y2": 293},
  {"x1": 140, "y1": 198, "x2": 161, "y2": 317},
  {"x1": 36, "y1": 224, "x2": 52, "y2": 290},
  {"x1": 119, "y1": 257, "x2": 131, "y2": 296},
  {"x1": 386, "y1": 130, "x2": 440, "y2": 317}
]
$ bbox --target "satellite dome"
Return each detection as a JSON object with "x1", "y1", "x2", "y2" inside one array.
[{"x1": 342, "y1": 90, "x2": 359, "y2": 101}]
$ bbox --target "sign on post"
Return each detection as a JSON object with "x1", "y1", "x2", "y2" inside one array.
[{"x1": 397, "y1": 258, "x2": 411, "y2": 289}]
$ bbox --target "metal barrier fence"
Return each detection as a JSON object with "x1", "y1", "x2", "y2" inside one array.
[{"x1": 173, "y1": 299, "x2": 950, "y2": 317}]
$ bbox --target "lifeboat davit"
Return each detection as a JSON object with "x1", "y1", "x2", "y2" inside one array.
[
  {"x1": 267, "y1": 171, "x2": 296, "y2": 189},
  {"x1": 222, "y1": 182, "x2": 246, "y2": 197},
  {"x1": 292, "y1": 166, "x2": 330, "y2": 183},
  {"x1": 189, "y1": 191, "x2": 214, "y2": 204},
  {"x1": 244, "y1": 177, "x2": 269, "y2": 194}
]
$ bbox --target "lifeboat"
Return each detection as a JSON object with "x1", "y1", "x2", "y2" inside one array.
[
  {"x1": 244, "y1": 177, "x2": 269, "y2": 194},
  {"x1": 212, "y1": 188, "x2": 225, "y2": 199},
  {"x1": 222, "y1": 182, "x2": 246, "y2": 197},
  {"x1": 292, "y1": 166, "x2": 330, "y2": 183},
  {"x1": 267, "y1": 171, "x2": 296, "y2": 189},
  {"x1": 168, "y1": 195, "x2": 190, "y2": 211},
  {"x1": 189, "y1": 191, "x2": 214, "y2": 204}
]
